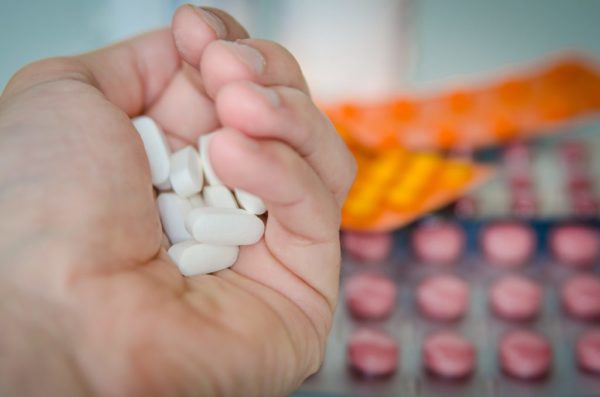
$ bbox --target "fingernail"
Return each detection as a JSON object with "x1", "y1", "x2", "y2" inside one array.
[
  {"x1": 195, "y1": 7, "x2": 227, "y2": 38},
  {"x1": 250, "y1": 83, "x2": 280, "y2": 108},
  {"x1": 221, "y1": 41, "x2": 266, "y2": 75}
]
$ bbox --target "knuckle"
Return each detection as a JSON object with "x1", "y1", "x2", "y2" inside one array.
[
  {"x1": 253, "y1": 38, "x2": 309, "y2": 91},
  {"x1": 15, "y1": 57, "x2": 85, "y2": 82},
  {"x1": 262, "y1": 39, "x2": 298, "y2": 64},
  {"x1": 4, "y1": 57, "x2": 91, "y2": 96}
]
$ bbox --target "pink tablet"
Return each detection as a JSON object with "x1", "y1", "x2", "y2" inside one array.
[
  {"x1": 499, "y1": 330, "x2": 552, "y2": 380},
  {"x1": 342, "y1": 231, "x2": 393, "y2": 263},
  {"x1": 411, "y1": 221, "x2": 465, "y2": 265},
  {"x1": 550, "y1": 225, "x2": 599, "y2": 267},
  {"x1": 576, "y1": 328, "x2": 600, "y2": 374},
  {"x1": 348, "y1": 328, "x2": 399, "y2": 377},
  {"x1": 423, "y1": 331, "x2": 476, "y2": 379},
  {"x1": 345, "y1": 274, "x2": 397, "y2": 320},
  {"x1": 481, "y1": 222, "x2": 535, "y2": 267},
  {"x1": 562, "y1": 274, "x2": 600, "y2": 320},
  {"x1": 417, "y1": 274, "x2": 470, "y2": 321},
  {"x1": 490, "y1": 275, "x2": 542, "y2": 320}
]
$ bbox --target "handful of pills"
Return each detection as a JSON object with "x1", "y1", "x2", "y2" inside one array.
[{"x1": 132, "y1": 116, "x2": 267, "y2": 276}]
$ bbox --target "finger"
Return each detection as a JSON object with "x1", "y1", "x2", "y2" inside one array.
[
  {"x1": 145, "y1": 6, "x2": 251, "y2": 145},
  {"x1": 216, "y1": 81, "x2": 356, "y2": 204},
  {"x1": 3, "y1": 29, "x2": 179, "y2": 116},
  {"x1": 200, "y1": 39, "x2": 310, "y2": 98},
  {"x1": 145, "y1": 64, "x2": 219, "y2": 149},
  {"x1": 171, "y1": 5, "x2": 249, "y2": 67},
  {"x1": 209, "y1": 128, "x2": 341, "y2": 308}
]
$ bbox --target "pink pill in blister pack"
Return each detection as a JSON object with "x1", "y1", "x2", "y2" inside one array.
[
  {"x1": 342, "y1": 231, "x2": 393, "y2": 263},
  {"x1": 560, "y1": 141, "x2": 588, "y2": 164},
  {"x1": 411, "y1": 221, "x2": 466, "y2": 265},
  {"x1": 347, "y1": 328, "x2": 399, "y2": 377},
  {"x1": 550, "y1": 224, "x2": 600, "y2": 267},
  {"x1": 510, "y1": 193, "x2": 539, "y2": 218},
  {"x1": 577, "y1": 329, "x2": 600, "y2": 375},
  {"x1": 571, "y1": 191, "x2": 599, "y2": 217},
  {"x1": 503, "y1": 143, "x2": 532, "y2": 168},
  {"x1": 490, "y1": 275, "x2": 542, "y2": 321},
  {"x1": 417, "y1": 274, "x2": 470, "y2": 321},
  {"x1": 345, "y1": 273, "x2": 396, "y2": 320},
  {"x1": 562, "y1": 274, "x2": 600, "y2": 320},
  {"x1": 423, "y1": 331, "x2": 476, "y2": 379},
  {"x1": 499, "y1": 330, "x2": 552, "y2": 380},
  {"x1": 481, "y1": 222, "x2": 536, "y2": 267}
]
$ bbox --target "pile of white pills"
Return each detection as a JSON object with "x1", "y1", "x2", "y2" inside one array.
[{"x1": 132, "y1": 116, "x2": 266, "y2": 276}]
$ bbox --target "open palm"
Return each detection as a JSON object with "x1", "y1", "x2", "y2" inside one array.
[{"x1": 0, "y1": 6, "x2": 355, "y2": 397}]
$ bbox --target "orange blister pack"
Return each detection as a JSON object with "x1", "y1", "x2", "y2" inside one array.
[
  {"x1": 341, "y1": 144, "x2": 494, "y2": 232},
  {"x1": 325, "y1": 57, "x2": 600, "y2": 152}
]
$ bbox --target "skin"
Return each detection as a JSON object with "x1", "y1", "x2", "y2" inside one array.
[{"x1": 0, "y1": 5, "x2": 356, "y2": 397}]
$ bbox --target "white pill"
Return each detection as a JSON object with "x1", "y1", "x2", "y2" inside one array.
[
  {"x1": 186, "y1": 207, "x2": 265, "y2": 245},
  {"x1": 169, "y1": 146, "x2": 203, "y2": 198},
  {"x1": 155, "y1": 180, "x2": 172, "y2": 191},
  {"x1": 157, "y1": 192, "x2": 193, "y2": 244},
  {"x1": 188, "y1": 194, "x2": 205, "y2": 208},
  {"x1": 235, "y1": 189, "x2": 267, "y2": 215},
  {"x1": 198, "y1": 133, "x2": 223, "y2": 186},
  {"x1": 132, "y1": 116, "x2": 171, "y2": 188},
  {"x1": 168, "y1": 241, "x2": 239, "y2": 276},
  {"x1": 203, "y1": 185, "x2": 238, "y2": 209}
]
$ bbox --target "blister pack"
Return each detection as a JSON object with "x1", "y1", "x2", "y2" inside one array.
[{"x1": 299, "y1": 129, "x2": 600, "y2": 397}]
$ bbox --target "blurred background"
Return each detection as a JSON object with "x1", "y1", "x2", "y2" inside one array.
[{"x1": 2, "y1": 0, "x2": 600, "y2": 100}]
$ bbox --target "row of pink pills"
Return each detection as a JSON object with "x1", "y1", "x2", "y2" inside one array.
[
  {"x1": 342, "y1": 221, "x2": 600, "y2": 267},
  {"x1": 348, "y1": 327, "x2": 600, "y2": 379},
  {"x1": 345, "y1": 272, "x2": 600, "y2": 321},
  {"x1": 560, "y1": 141, "x2": 598, "y2": 216},
  {"x1": 503, "y1": 143, "x2": 539, "y2": 217}
]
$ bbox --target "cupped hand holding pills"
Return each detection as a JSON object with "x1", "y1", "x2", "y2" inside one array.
[
  {"x1": 134, "y1": 116, "x2": 268, "y2": 276},
  {"x1": 0, "y1": 5, "x2": 355, "y2": 397}
]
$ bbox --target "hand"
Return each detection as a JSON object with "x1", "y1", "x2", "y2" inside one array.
[{"x1": 0, "y1": 5, "x2": 355, "y2": 397}]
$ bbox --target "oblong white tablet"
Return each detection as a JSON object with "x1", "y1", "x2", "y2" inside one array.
[
  {"x1": 132, "y1": 116, "x2": 171, "y2": 188},
  {"x1": 186, "y1": 207, "x2": 265, "y2": 245},
  {"x1": 155, "y1": 180, "x2": 172, "y2": 191},
  {"x1": 188, "y1": 194, "x2": 205, "y2": 208},
  {"x1": 198, "y1": 133, "x2": 223, "y2": 186},
  {"x1": 157, "y1": 192, "x2": 193, "y2": 244},
  {"x1": 203, "y1": 185, "x2": 238, "y2": 209},
  {"x1": 169, "y1": 146, "x2": 203, "y2": 198},
  {"x1": 235, "y1": 189, "x2": 267, "y2": 215},
  {"x1": 168, "y1": 241, "x2": 239, "y2": 276}
]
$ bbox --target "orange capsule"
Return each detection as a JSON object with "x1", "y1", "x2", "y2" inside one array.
[
  {"x1": 444, "y1": 90, "x2": 475, "y2": 115},
  {"x1": 389, "y1": 98, "x2": 417, "y2": 122},
  {"x1": 387, "y1": 185, "x2": 420, "y2": 209},
  {"x1": 339, "y1": 103, "x2": 361, "y2": 119},
  {"x1": 367, "y1": 150, "x2": 407, "y2": 184},
  {"x1": 386, "y1": 153, "x2": 442, "y2": 209},
  {"x1": 536, "y1": 91, "x2": 574, "y2": 122},
  {"x1": 438, "y1": 162, "x2": 474, "y2": 189},
  {"x1": 488, "y1": 111, "x2": 519, "y2": 141},
  {"x1": 343, "y1": 188, "x2": 382, "y2": 220},
  {"x1": 493, "y1": 78, "x2": 531, "y2": 109},
  {"x1": 435, "y1": 120, "x2": 460, "y2": 150}
]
